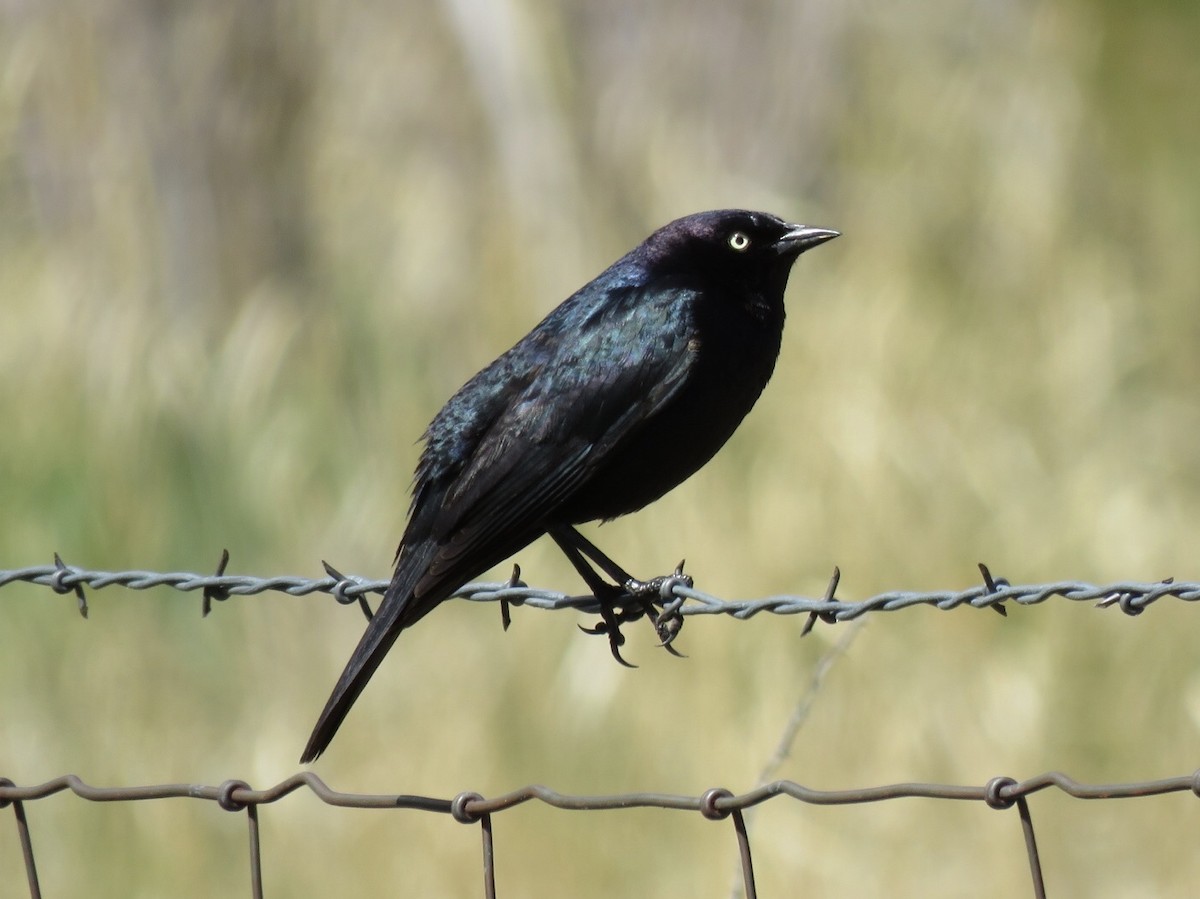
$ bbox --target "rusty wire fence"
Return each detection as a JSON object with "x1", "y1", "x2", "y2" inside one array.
[{"x1": 3, "y1": 559, "x2": 1200, "y2": 898}]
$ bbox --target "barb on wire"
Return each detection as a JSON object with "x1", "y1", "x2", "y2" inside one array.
[
  {"x1": 1, "y1": 557, "x2": 1195, "y2": 624},
  {"x1": 978, "y1": 561, "x2": 1010, "y2": 616},
  {"x1": 49, "y1": 552, "x2": 88, "y2": 618},
  {"x1": 201, "y1": 549, "x2": 231, "y2": 616}
]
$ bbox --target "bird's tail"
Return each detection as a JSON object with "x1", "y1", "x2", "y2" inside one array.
[{"x1": 300, "y1": 543, "x2": 438, "y2": 763}]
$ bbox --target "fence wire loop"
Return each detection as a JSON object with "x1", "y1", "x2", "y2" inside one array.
[
  {"x1": 984, "y1": 776, "x2": 1019, "y2": 810},
  {"x1": 452, "y1": 791, "x2": 486, "y2": 824},
  {"x1": 700, "y1": 787, "x2": 735, "y2": 821},
  {"x1": 217, "y1": 780, "x2": 252, "y2": 813}
]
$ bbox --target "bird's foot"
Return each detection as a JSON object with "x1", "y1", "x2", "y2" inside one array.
[
  {"x1": 625, "y1": 560, "x2": 690, "y2": 657},
  {"x1": 577, "y1": 597, "x2": 641, "y2": 668},
  {"x1": 577, "y1": 561, "x2": 692, "y2": 665}
]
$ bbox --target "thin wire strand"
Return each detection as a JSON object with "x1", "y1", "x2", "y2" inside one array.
[{"x1": 3, "y1": 770, "x2": 1197, "y2": 814}]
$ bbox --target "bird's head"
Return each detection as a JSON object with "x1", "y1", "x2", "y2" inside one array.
[{"x1": 636, "y1": 209, "x2": 839, "y2": 297}]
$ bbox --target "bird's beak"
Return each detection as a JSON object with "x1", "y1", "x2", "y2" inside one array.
[{"x1": 774, "y1": 225, "x2": 840, "y2": 255}]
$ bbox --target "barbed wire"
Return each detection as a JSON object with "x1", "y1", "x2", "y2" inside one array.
[
  {"x1": 5, "y1": 768, "x2": 1200, "y2": 898},
  {"x1": 0, "y1": 554, "x2": 1189, "y2": 624}
]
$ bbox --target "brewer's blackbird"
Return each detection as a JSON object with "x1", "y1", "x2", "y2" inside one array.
[{"x1": 301, "y1": 209, "x2": 838, "y2": 761}]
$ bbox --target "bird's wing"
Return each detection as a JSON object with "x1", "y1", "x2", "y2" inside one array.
[{"x1": 413, "y1": 285, "x2": 699, "y2": 599}]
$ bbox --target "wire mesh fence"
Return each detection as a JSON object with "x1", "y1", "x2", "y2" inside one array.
[
  {"x1": 7, "y1": 766, "x2": 1200, "y2": 899},
  {"x1": 3, "y1": 558, "x2": 1199, "y2": 898}
]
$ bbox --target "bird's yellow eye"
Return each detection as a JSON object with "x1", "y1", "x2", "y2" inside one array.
[{"x1": 728, "y1": 231, "x2": 751, "y2": 251}]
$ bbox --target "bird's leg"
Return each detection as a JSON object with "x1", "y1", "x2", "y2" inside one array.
[
  {"x1": 549, "y1": 526, "x2": 691, "y2": 659},
  {"x1": 549, "y1": 527, "x2": 636, "y2": 667},
  {"x1": 563, "y1": 526, "x2": 691, "y2": 654},
  {"x1": 549, "y1": 525, "x2": 636, "y2": 584},
  {"x1": 553, "y1": 526, "x2": 692, "y2": 600}
]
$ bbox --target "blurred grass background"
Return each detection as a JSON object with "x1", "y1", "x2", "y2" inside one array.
[{"x1": 3, "y1": 0, "x2": 1200, "y2": 895}]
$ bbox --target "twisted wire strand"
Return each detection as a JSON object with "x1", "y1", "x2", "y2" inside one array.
[{"x1": 0, "y1": 559, "x2": 1189, "y2": 620}]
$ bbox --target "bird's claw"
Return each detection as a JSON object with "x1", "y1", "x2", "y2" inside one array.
[
  {"x1": 652, "y1": 607, "x2": 687, "y2": 656},
  {"x1": 654, "y1": 607, "x2": 685, "y2": 646},
  {"x1": 643, "y1": 561, "x2": 690, "y2": 656},
  {"x1": 608, "y1": 634, "x2": 637, "y2": 668},
  {"x1": 578, "y1": 605, "x2": 638, "y2": 667}
]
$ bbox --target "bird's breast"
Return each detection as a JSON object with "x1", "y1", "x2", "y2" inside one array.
[{"x1": 559, "y1": 293, "x2": 784, "y2": 523}]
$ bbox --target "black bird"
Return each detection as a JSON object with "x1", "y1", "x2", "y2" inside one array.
[{"x1": 301, "y1": 209, "x2": 838, "y2": 762}]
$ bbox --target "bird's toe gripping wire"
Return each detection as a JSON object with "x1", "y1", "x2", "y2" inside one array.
[
  {"x1": 551, "y1": 527, "x2": 692, "y2": 666},
  {"x1": 576, "y1": 597, "x2": 638, "y2": 668},
  {"x1": 623, "y1": 559, "x2": 691, "y2": 656}
]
